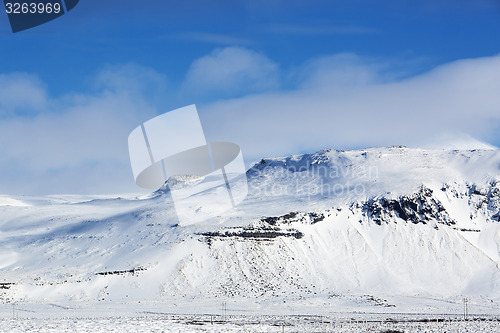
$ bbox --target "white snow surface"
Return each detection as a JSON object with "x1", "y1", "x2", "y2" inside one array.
[{"x1": 1, "y1": 146, "x2": 500, "y2": 324}]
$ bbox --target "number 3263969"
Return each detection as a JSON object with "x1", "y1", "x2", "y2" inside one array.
[{"x1": 5, "y1": 2, "x2": 62, "y2": 14}]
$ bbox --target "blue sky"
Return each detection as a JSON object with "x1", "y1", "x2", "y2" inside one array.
[{"x1": 1, "y1": 0, "x2": 500, "y2": 194}]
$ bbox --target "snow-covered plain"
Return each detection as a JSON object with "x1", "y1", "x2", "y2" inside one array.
[
  {"x1": 1, "y1": 146, "x2": 500, "y2": 331},
  {"x1": 1, "y1": 314, "x2": 499, "y2": 332}
]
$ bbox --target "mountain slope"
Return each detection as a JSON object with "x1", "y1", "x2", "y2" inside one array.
[{"x1": 1, "y1": 147, "x2": 499, "y2": 313}]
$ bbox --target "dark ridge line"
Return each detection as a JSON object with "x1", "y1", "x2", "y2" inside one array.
[{"x1": 96, "y1": 268, "x2": 146, "y2": 276}]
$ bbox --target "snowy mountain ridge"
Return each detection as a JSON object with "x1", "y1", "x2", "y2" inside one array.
[{"x1": 1, "y1": 146, "x2": 500, "y2": 314}]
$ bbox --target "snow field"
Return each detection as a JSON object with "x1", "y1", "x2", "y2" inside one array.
[{"x1": 0, "y1": 315, "x2": 499, "y2": 332}]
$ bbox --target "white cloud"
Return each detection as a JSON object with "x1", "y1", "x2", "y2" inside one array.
[
  {"x1": 182, "y1": 47, "x2": 279, "y2": 98},
  {"x1": 200, "y1": 54, "x2": 500, "y2": 162},
  {"x1": 1, "y1": 52, "x2": 499, "y2": 195},
  {"x1": 0, "y1": 65, "x2": 165, "y2": 195},
  {"x1": 0, "y1": 73, "x2": 48, "y2": 116}
]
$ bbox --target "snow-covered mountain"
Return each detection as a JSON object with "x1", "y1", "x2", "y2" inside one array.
[{"x1": 1, "y1": 146, "x2": 500, "y2": 314}]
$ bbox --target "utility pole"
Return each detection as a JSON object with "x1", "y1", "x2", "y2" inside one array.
[
  {"x1": 221, "y1": 301, "x2": 227, "y2": 322},
  {"x1": 463, "y1": 298, "x2": 468, "y2": 320},
  {"x1": 464, "y1": 298, "x2": 469, "y2": 320}
]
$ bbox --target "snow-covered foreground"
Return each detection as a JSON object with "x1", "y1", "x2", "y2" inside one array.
[
  {"x1": 2, "y1": 296, "x2": 500, "y2": 331},
  {"x1": 1, "y1": 312, "x2": 499, "y2": 332}
]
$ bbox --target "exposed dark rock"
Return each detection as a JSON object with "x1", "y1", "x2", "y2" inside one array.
[
  {"x1": 201, "y1": 227, "x2": 304, "y2": 241},
  {"x1": 261, "y1": 211, "x2": 326, "y2": 225},
  {"x1": 261, "y1": 212, "x2": 299, "y2": 225},
  {"x1": 96, "y1": 267, "x2": 146, "y2": 276},
  {"x1": 356, "y1": 186, "x2": 456, "y2": 226},
  {"x1": 453, "y1": 228, "x2": 481, "y2": 232},
  {"x1": 0, "y1": 282, "x2": 15, "y2": 290}
]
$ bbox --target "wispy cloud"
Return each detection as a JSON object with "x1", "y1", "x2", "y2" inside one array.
[
  {"x1": 291, "y1": 53, "x2": 395, "y2": 89},
  {"x1": 171, "y1": 32, "x2": 253, "y2": 45},
  {"x1": 0, "y1": 73, "x2": 48, "y2": 117},
  {"x1": 266, "y1": 23, "x2": 379, "y2": 36}
]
